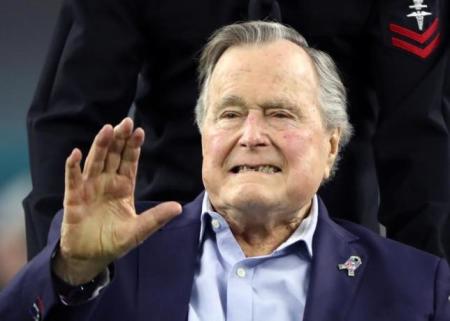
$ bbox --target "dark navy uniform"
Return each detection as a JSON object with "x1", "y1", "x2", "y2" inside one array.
[{"x1": 25, "y1": 0, "x2": 449, "y2": 260}]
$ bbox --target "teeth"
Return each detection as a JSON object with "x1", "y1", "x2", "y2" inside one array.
[
  {"x1": 236, "y1": 165, "x2": 279, "y2": 173},
  {"x1": 259, "y1": 165, "x2": 274, "y2": 173}
]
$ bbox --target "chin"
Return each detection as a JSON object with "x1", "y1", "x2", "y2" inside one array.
[{"x1": 226, "y1": 185, "x2": 278, "y2": 211}]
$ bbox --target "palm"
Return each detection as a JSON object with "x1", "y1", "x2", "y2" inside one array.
[
  {"x1": 64, "y1": 173, "x2": 135, "y2": 260},
  {"x1": 61, "y1": 118, "x2": 181, "y2": 263}
]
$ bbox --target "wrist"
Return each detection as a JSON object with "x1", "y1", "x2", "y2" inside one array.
[
  {"x1": 53, "y1": 267, "x2": 111, "y2": 305},
  {"x1": 52, "y1": 248, "x2": 109, "y2": 286}
]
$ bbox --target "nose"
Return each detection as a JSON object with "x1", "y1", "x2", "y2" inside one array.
[{"x1": 238, "y1": 111, "x2": 270, "y2": 148}]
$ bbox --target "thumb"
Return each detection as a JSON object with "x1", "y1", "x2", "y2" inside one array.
[{"x1": 134, "y1": 201, "x2": 182, "y2": 244}]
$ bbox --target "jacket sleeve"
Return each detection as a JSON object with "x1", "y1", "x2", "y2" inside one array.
[
  {"x1": 369, "y1": 0, "x2": 449, "y2": 258},
  {"x1": 0, "y1": 212, "x2": 62, "y2": 320},
  {"x1": 23, "y1": 0, "x2": 146, "y2": 260},
  {"x1": 0, "y1": 210, "x2": 117, "y2": 321}
]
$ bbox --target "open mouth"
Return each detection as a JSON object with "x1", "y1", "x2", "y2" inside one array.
[{"x1": 231, "y1": 165, "x2": 282, "y2": 174}]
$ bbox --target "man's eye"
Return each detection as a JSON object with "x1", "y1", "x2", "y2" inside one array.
[
  {"x1": 220, "y1": 111, "x2": 240, "y2": 119},
  {"x1": 269, "y1": 111, "x2": 292, "y2": 118}
]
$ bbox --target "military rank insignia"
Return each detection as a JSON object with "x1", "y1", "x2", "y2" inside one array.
[{"x1": 388, "y1": 0, "x2": 441, "y2": 59}]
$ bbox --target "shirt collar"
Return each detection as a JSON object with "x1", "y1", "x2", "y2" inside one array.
[{"x1": 198, "y1": 192, "x2": 318, "y2": 257}]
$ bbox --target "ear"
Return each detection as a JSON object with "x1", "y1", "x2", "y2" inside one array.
[{"x1": 323, "y1": 127, "x2": 341, "y2": 180}]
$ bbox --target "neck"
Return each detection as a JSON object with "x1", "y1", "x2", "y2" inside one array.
[{"x1": 217, "y1": 201, "x2": 312, "y2": 257}]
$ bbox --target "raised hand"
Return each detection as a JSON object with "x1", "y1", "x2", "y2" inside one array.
[{"x1": 53, "y1": 118, "x2": 182, "y2": 285}]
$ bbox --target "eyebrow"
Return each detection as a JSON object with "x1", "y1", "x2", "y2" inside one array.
[
  {"x1": 216, "y1": 95, "x2": 248, "y2": 110},
  {"x1": 217, "y1": 95, "x2": 299, "y2": 112},
  {"x1": 259, "y1": 98, "x2": 299, "y2": 113}
]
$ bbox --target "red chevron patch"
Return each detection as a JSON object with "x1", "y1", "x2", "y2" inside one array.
[
  {"x1": 389, "y1": 18, "x2": 439, "y2": 44},
  {"x1": 392, "y1": 33, "x2": 440, "y2": 58},
  {"x1": 389, "y1": 18, "x2": 440, "y2": 58}
]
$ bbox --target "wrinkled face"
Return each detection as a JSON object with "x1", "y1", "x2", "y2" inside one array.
[{"x1": 201, "y1": 40, "x2": 340, "y2": 215}]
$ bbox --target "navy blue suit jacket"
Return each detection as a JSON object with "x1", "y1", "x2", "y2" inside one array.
[{"x1": 1, "y1": 194, "x2": 449, "y2": 320}]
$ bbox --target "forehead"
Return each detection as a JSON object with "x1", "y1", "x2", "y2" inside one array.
[{"x1": 209, "y1": 40, "x2": 318, "y2": 100}]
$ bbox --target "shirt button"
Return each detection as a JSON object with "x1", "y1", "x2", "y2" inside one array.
[
  {"x1": 211, "y1": 219, "x2": 221, "y2": 229},
  {"x1": 236, "y1": 267, "x2": 246, "y2": 278}
]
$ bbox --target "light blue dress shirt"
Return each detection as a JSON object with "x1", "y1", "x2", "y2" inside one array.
[{"x1": 188, "y1": 193, "x2": 318, "y2": 321}]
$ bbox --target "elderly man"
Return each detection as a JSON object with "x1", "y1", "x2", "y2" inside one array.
[{"x1": 1, "y1": 21, "x2": 449, "y2": 321}]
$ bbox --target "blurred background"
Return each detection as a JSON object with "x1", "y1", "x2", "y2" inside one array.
[{"x1": 0, "y1": 0, "x2": 61, "y2": 289}]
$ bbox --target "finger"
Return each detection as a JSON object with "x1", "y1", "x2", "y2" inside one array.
[
  {"x1": 118, "y1": 127, "x2": 145, "y2": 179},
  {"x1": 64, "y1": 148, "x2": 83, "y2": 206},
  {"x1": 134, "y1": 202, "x2": 182, "y2": 244},
  {"x1": 65, "y1": 148, "x2": 83, "y2": 190},
  {"x1": 104, "y1": 118, "x2": 134, "y2": 173},
  {"x1": 84, "y1": 125, "x2": 114, "y2": 178}
]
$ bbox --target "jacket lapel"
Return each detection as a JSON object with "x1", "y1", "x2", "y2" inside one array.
[
  {"x1": 135, "y1": 194, "x2": 203, "y2": 321},
  {"x1": 303, "y1": 198, "x2": 369, "y2": 321}
]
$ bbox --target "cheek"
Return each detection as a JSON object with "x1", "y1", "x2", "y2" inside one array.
[
  {"x1": 202, "y1": 131, "x2": 232, "y2": 166},
  {"x1": 281, "y1": 130, "x2": 326, "y2": 170},
  {"x1": 281, "y1": 131, "x2": 313, "y2": 158}
]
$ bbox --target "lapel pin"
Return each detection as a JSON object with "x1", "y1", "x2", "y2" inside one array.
[{"x1": 338, "y1": 255, "x2": 362, "y2": 277}]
